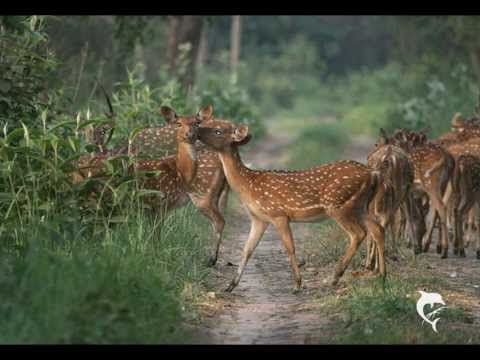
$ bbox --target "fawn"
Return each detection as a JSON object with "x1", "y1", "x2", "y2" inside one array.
[
  {"x1": 196, "y1": 119, "x2": 385, "y2": 292},
  {"x1": 389, "y1": 129, "x2": 454, "y2": 258},
  {"x1": 365, "y1": 128, "x2": 416, "y2": 271}
]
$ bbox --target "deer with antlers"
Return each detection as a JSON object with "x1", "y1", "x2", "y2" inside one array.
[
  {"x1": 364, "y1": 128, "x2": 416, "y2": 271},
  {"x1": 388, "y1": 128, "x2": 454, "y2": 258},
  {"x1": 71, "y1": 105, "x2": 229, "y2": 266},
  {"x1": 195, "y1": 118, "x2": 385, "y2": 292}
]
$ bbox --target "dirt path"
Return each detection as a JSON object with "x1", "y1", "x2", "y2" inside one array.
[
  {"x1": 190, "y1": 120, "x2": 480, "y2": 344},
  {"x1": 191, "y1": 123, "x2": 372, "y2": 344}
]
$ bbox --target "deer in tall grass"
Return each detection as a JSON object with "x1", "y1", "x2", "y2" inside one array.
[
  {"x1": 196, "y1": 118, "x2": 385, "y2": 292},
  {"x1": 71, "y1": 105, "x2": 229, "y2": 266},
  {"x1": 389, "y1": 129, "x2": 454, "y2": 258},
  {"x1": 365, "y1": 128, "x2": 416, "y2": 271}
]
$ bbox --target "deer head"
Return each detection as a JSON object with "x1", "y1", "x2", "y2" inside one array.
[{"x1": 198, "y1": 120, "x2": 252, "y2": 151}]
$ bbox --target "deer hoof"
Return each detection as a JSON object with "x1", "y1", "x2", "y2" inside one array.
[
  {"x1": 453, "y1": 248, "x2": 459, "y2": 256},
  {"x1": 225, "y1": 284, "x2": 235, "y2": 293},
  {"x1": 423, "y1": 244, "x2": 430, "y2": 253},
  {"x1": 414, "y1": 246, "x2": 422, "y2": 255},
  {"x1": 206, "y1": 256, "x2": 217, "y2": 267},
  {"x1": 441, "y1": 251, "x2": 448, "y2": 259},
  {"x1": 292, "y1": 286, "x2": 302, "y2": 294},
  {"x1": 298, "y1": 256, "x2": 306, "y2": 268},
  {"x1": 436, "y1": 245, "x2": 443, "y2": 254},
  {"x1": 459, "y1": 249, "x2": 466, "y2": 258}
]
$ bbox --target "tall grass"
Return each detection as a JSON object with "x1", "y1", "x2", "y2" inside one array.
[
  {"x1": 0, "y1": 206, "x2": 210, "y2": 344},
  {"x1": 0, "y1": 97, "x2": 212, "y2": 342}
]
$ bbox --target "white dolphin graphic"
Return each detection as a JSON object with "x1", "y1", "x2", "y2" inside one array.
[{"x1": 416, "y1": 290, "x2": 447, "y2": 333}]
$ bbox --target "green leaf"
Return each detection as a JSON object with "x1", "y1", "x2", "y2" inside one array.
[{"x1": 0, "y1": 79, "x2": 12, "y2": 93}]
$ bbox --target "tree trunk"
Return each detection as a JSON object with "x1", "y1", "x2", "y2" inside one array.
[
  {"x1": 166, "y1": 16, "x2": 203, "y2": 89},
  {"x1": 230, "y1": 16, "x2": 241, "y2": 78},
  {"x1": 470, "y1": 46, "x2": 480, "y2": 85},
  {"x1": 195, "y1": 21, "x2": 208, "y2": 75},
  {"x1": 167, "y1": 16, "x2": 180, "y2": 71}
]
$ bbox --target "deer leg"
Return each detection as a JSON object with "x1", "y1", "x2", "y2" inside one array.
[
  {"x1": 456, "y1": 198, "x2": 474, "y2": 258},
  {"x1": 203, "y1": 206, "x2": 226, "y2": 267},
  {"x1": 218, "y1": 182, "x2": 230, "y2": 213},
  {"x1": 428, "y1": 191, "x2": 449, "y2": 258},
  {"x1": 476, "y1": 206, "x2": 480, "y2": 259},
  {"x1": 465, "y1": 206, "x2": 478, "y2": 248},
  {"x1": 366, "y1": 216, "x2": 386, "y2": 281},
  {"x1": 191, "y1": 196, "x2": 226, "y2": 267},
  {"x1": 422, "y1": 204, "x2": 437, "y2": 252},
  {"x1": 364, "y1": 235, "x2": 375, "y2": 271},
  {"x1": 332, "y1": 216, "x2": 367, "y2": 285},
  {"x1": 271, "y1": 217, "x2": 302, "y2": 291},
  {"x1": 226, "y1": 215, "x2": 268, "y2": 292}
]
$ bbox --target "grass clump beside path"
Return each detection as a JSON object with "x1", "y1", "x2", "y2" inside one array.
[{"x1": 0, "y1": 205, "x2": 211, "y2": 344}]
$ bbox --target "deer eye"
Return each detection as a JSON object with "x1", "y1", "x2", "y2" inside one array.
[
  {"x1": 194, "y1": 121, "x2": 200, "y2": 128},
  {"x1": 215, "y1": 129, "x2": 222, "y2": 135},
  {"x1": 177, "y1": 122, "x2": 182, "y2": 128}
]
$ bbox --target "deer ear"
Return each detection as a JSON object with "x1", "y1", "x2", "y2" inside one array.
[
  {"x1": 84, "y1": 126, "x2": 94, "y2": 144},
  {"x1": 197, "y1": 104, "x2": 214, "y2": 121},
  {"x1": 451, "y1": 112, "x2": 463, "y2": 127},
  {"x1": 233, "y1": 124, "x2": 250, "y2": 144},
  {"x1": 378, "y1": 128, "x2": 388, "y2": 145},
  {"x1": 160, "y1": 106, "x2": 177, "y2": 123}
]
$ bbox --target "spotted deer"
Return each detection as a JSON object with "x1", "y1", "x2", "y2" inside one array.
[
  {"x1": 448, "y1": 154, "x2": 480, "y2": 259},
  {"x1": 365, "y1": 128, "x2": 416, "y2": 271},
  {"x1": 389, "y1": 129, "x2": 454, "y2": 258},
  {"x1": 71, "y1": 105, "x2": 229, "y2": 266},
  {"x1": 196, "y1": 119, "x2": 385, "y2": 292},
  {"x1": 433, "y1": 113, "x2": 480, "y2": 148},
  {"x1": 445, "y1": 141, "x2": 480, "y2": 259}
]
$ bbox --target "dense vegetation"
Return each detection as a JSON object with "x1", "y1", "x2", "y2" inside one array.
[{"x1": 1, "y1": 15, "x2": 479, "y2": 343}]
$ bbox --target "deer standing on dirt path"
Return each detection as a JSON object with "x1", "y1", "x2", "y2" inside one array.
[
  {"x1": 389, "y1": 129, "x2": 454, "y2": 258},
  {"x1": 365, "y1": 129, "x2": 416, "y2": 271},
  {"x1": 196, "y1": 119, "x2": 386, "y2": 292},
  {"x1": 445, "y1": 141, "x2": 480, "y2": 259}
]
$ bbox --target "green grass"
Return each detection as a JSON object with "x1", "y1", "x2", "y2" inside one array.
[
  {"x1": 303, "y1": 222, "x2": 480, "y2": 344},
  {"x1": 329, "y1": 276, "x2": 478, "y2": 344},
  {"x1": 0, "y1": 205, "x2": 211, "y2": 344}
]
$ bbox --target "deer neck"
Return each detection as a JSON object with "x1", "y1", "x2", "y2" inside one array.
[
  {"x1": 217, "y1": 145, "x2": 253, "y2": 196},
  {"x1": 176, "y1": 141, "x2": 197, "y2": 186}
]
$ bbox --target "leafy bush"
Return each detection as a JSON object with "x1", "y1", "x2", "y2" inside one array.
[
  {"x1": 287, "y1": 122, "x2": 350, "y2": 169},
  {"x1": 0, "y1": 16, "x2": 58, "y2": 127}
]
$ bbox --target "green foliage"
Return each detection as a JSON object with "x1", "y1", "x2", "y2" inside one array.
[
  {"x1": 241, "y1": 34, "x2": 327, "y2": 113},
  {"x1": 194, "y1": 69, "x2": 265, "y2": 140},
  {"x1": 287, "y1": 122, "x2": 350, "y2": 169},
  {"x1": 0, "y1": 16, "x2": 58, "y2": 126},
  {"x1": 0, "y1": 206, "x2": 210, "y2": 344},
  {"x1": 332, "y1": 277, "x2": 478, "y2": 344},
  {"x1": 0, "y1": 109, "x2": 211, "y2": 343}
]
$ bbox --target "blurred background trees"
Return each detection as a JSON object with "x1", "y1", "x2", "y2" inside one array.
[{"x1": 1, "y1": 15, "x2": 480, "y2": 135}]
